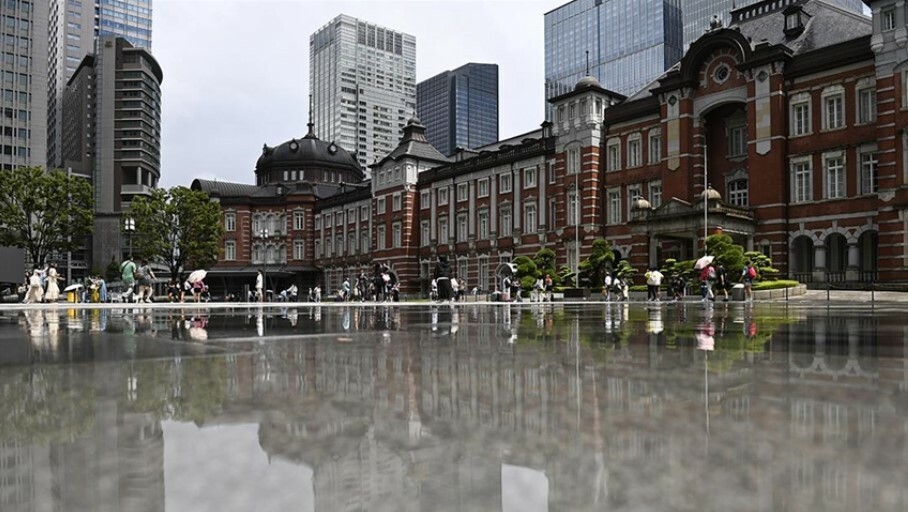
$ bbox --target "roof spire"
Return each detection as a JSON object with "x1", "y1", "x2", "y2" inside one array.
[
  {"x1": 305, "y1": 94, "x2": 316, "y2": 138},
  {"x1": 585, "y1": 50, "x2": 590, "y2": 76}
]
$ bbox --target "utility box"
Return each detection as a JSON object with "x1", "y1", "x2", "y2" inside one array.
[{"x1": 731, "y1": 283, "x2": 746, "y2": 301}]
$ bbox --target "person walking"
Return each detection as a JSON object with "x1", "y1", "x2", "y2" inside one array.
[
  {"x1": 544, "y1": 274, "x2": 554, "y2": 302},
  {"x1": 434, "y1": 255, "x2": 453, "y2": 302},
  {"x1": 255, "y1": 270, "x2": 264, "y2": 302},
  {"x1": 23, "y1": 269, "x2": 43, "y2": 304},
  {"x1": 645, "y1": 267, "x2": 664, "y2": 301},
  {"x1": 741, "y1": 261, "x2": 757, "y2": 301},
  {"x1": 120, "y1": 255, "x2": 137, "y2": 302},
  {"x1": 43, "y1": 263, "x2": 61, "y2": 303},
  {"x1": 699, "y1": 263, "x2": 716, "y2": 302},
  {"x1": 716, "y1": 264, "x2": 730, "y2": 301},
  {"x1": 603, "y1": 273, "x2": 613, "y2": 301},
  {"x1": 136, "y1": 259, "x2": 156, "y2": 303}
]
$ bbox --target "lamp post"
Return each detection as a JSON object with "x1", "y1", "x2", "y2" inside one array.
[
  {"x1": 260, "y1": 228, "x2": 269, "y2": 301},
  {"x1": 124, "y1": 217, "x2": 135, "y2": 259}
]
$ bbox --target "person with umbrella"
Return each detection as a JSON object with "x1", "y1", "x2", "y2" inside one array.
[{"x1": 187, "y1": 270, "x2": 208, "y2": 304}]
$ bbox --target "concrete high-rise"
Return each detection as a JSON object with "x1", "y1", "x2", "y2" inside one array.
[
  {"x1": 63, "y1": 36, "x2": 163, "y2": 270},
  {"x1": 310, "y1": 14, "x2": 416, "y2": 173},
  {"x1": 544, "y1": 0, "x2": 683, "y2": 117},
  {"x1": 681, "y1": 0, "x2": 864, "y2": 48},
  {"x1": 48, "y1": 0, "x2": 153, "y2": 168},
  {"x1": 416, "y1": 63, "x2": 499, "y2": 157}
]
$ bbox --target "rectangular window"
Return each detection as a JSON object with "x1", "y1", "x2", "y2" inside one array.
[
  {"x1": 627, "y1": 184, "x2": 642, "y2": 217},
  {"x1": 524, "y1": 202, "x2": 537, "y2": 232},
  {"x1": 336, "y1": 213, "x2": 343, "y2": 227},
  {"x1": 884, "y1": 8, "x2": 896, "y2": 31},
  {"x1": 478, "y1": 258, "x2": 489, "y2": 290},
  {"x1": 457, "y1": 214, "x2": 468, "y2": 242},
  {"x1": 860, "y1": 152, "x2": 878, "y2": 195},
  {"x1": 728, "y1": 180, "x2": 748, "y2": 207},
  {"x1": 548, "y1": 198, "x2": 557, "y2": 229},
  {"x1": 224, "y1": 212, "x2": 236, "y2": 232},
  {"x1": 421, "y1": 220, "x2": 430, "y2": 246},
  {"x1": 361, "y1": 205, "x2": 369, "y2": 219},
  {"x1": 500, "y1": 208, "x2": 512, "y2": 237},
  {"x1": 457, "y1": 183, "x2": 468, "y2": 202},
  {"x1": 627, "y1": 136, "x2": 642, "y2": 167},
  {"x1": 294, "y1": 240, "x2": 305, "y2": 260},
  {"x1": 823, "y1": 91, "x2": 844, "y2": 130},
  {"x1": 392, "y1": 193, "x2": 401, "y2": 211},
  {"x1": 500, "y1": 173, "x2": 512, "y2": 193},
  {"x1": 524, "y1": 167, "x2": 537, "y2": 188},
  {"x1": 439, "y1": 217, "x2": 449, "y2": 242},
  {"x1": 858, "y1": 88, "x2": 877, "y2": 124},
  {"x1": 477, "y1": 178, "x2": 489, "y2": 197},
  {"x1": 607, "y1": 140, "x2": 620, "y2": 171},
  {"x1": 293, "y1": 211, "x2": 304, "y2": 230},
  {"x1": 649, "y1": 180, "x2": 662, "y2": 208},
  {"x1": 438, "y1": 188, "x2": 449, "y2": 206},
  {"x1": 792, "y1": 159, "x2": 813, "y2": 203},
  {"x1": 567, "y1": 147, "x2": 580, "y2": 174},
  {"x1": 349, "y1": 233, "x2": 357, "y2": 254},
  {"x1": 361, "y1": 232, "x2": 369, "y2": 252},
  {"x1": 377, "y1": 197, "x2": 386, "y2": 214},
  {"x1": 825, "y1": 155, "x2": 845, "y2": 199},
  {"x1": 420, "y1": 190, "x2": 430, "y2": 209},
  {"x1": 315, "y1": 216, "x2": 322, "y2": 230},
  {"x1": 567, "y1": 190, "x2": 578, "y2": 225},
  {"x1": 729, "y1": 125, "x2": 747, "y2": 157},
  {"x1": 376, "y1": 225, "x2": 386, "y2": 250},
  {"x1": 791, "y1": 96, "x2": 811, "y2": 136},
  {"x1": 648, "y1": 130, "x2": 661, "y2": 164},
  {"x1": 314, "y1": 240, "x2": 322, "y2": 258},
  {"x1": 608, "y1": 190, "x2": 621, "y2": 224},
  {"x1": 224, "y1": 241, "x2": 236, "y2": 261},
  {"x1": 393, "y1": 223, "x2": 402, "y2": 248},
  {"x1": 478, "y1": 210, "x2": 489, "y2": 239}
]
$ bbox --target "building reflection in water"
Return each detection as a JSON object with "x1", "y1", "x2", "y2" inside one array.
[{"x1": 0, "y1": 303, "x2": 906, "y2": 511}]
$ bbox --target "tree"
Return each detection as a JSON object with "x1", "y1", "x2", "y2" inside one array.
[
  {"x1": 0, "y1": 166, "x2": 93, "y2": 267},
  {"x1": 128, "y1": 186, "x2": 224, "y2": 281},
  {"x1": 578, "y1": 238, "x2": 615, "y2": 287}
]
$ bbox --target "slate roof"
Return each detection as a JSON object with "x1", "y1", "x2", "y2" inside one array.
[
  {"x1": 372, "y1": 116, "x2": 452, "y2": 168},
  {"x1": 191, "y1": 179, "x2": 345, "y2": 200}
]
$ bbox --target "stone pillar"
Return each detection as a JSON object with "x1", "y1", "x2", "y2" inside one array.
[
  {"x1": 649, "y1": 236, "x2": 658, "y2": 268},
  {"x1": 813, "y1": 243, "x2": 827, "y2": 282},
  {"x1": 846, "y1": 242, "x2": 860, "y2": 281}
]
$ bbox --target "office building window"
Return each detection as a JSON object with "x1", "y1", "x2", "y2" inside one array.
[
  {"x1": 500, "y1": 207, "x2": 512, "y2": 237},
  {"x1": 294, "y1": 240, "x2": 305, "y2": 260},
  {"x1": 567, "y1": 190, "x2": 578, "y2": 225},
  {"x1": 567, "y1": 147, "x2": 580, "y2": 174},
  {"x1": 607, "y1": 138, "x2": 620, "y2": 171},
  {"x1": 728, "y1": 180, "x2": 748, "y2": 206},
  {"x1": 438, "y1": 188, "x2": 449, "y2": 205},
  {"x1": 524, "y1": 202, "x2": 537, "y2": 232},
  {"x1": 439, "y1": 217, "x2": 449, "y2": 242},
  {"x1": 457, "y1": 214, "x2": 468, "y2": 242},
  {"x1": 857, "y1": 80, "x2": 877, "y2": 124},
  {"x1": 421, "y1": 220, "x2": 430, "y2": 246},
  {"x1": 457, "y1": 183, "x2": 468, "y2": 202},
  {"x1": 607, "y1": 190, "x2": 621, "y2": 224},
  {"x1": 478, "y1": 210, "x2": 489, "y2": 239},
  {"x1": 477, "y1": 178, "x2": 489, "y2": 197},
  {"x1": 377, "y1": 225, "x2": 386, "y2": 250},
  {"x1": 420, "y1": 190, "x2": 430, "y2": 209},
  {"x1": 293, "y1": 211, "x2": 304, "y2": 230},
  {"x1": 649, "y1": 180, "x2": 662, "y2": 208},
  {"x1": 729, "y1": 124, "x2": 747, "y2": 157},
  {"x1": 627, "y1": 184, "x2": 642, "y2": 217},
  {"x1": 524, "y1": 167, "x2": 537, "y2": 188},
  {"x1": 883, "y1": 8, "x2": 896, "y2": 31},
  {"x1": 393, "y1": 222, "x2": 402, "y2": 248},
  {"x1": 377, "y1": 197, "x2": 386, "y2": 214},
  {"x1": 393, "y1": 193, "x2": 402, "y2": 212},
  {"x1": 500, "y1": 173, "x2": 512, "y2": 193}
]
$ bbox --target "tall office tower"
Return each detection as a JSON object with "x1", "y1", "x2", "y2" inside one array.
[
  {"x1": 310, "y1": 14, "x2": 416, "y2": 174},
  {"x1": 48, "y1": 0, "x2": 152, "y2": 168},
  {"x1": 544, "y1": 0, "x2": 683, "y2": 118},
  {"x1": 0, "y1": 0, "x2": 48, "y2": 171},
  {"x1": 681, "y1": 0, "x2": 864, "y2": 47},
  {"x1": 416, "y1": 63, "x2": 499, "y2": 157},
  {"x1": 63, "y1": 36, "x2": 163, "y2": 270}
]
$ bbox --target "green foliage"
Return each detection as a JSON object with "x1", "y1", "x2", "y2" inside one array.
[
  {"x1": 0, "y1": 166, "x2": 94, "y2": 267},
  {"x1": 579, "y1": 239, "x2": 615, "y2": 287},
  {"x1": 129, "y1": 187, "x2": 225, "y2": 281},
  {"x1": 706, "y1": 234, "x2": 745, "y2": 275},
  {"x1": 520, "y1": 276, "x2": 537, "y2": 290},
  {"x1": 533, "y1": 248, "x2": 557, "y2": 274},
  {"x1": 753, "y1": 279, "x2": 799, "y2": 290},
  {"x1": 105, "y1": 257, "x2": 120, "y2": 282},
  {"x1": 558, "y1": 264, "x2": 576, "y2": 287},
  {"x1": 615, "y1": 259, "x2": 637, "y2": 280}
]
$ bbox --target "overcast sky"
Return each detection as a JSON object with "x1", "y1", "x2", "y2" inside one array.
[{"x1": 154, "y1": 0, "x2": 566, "y2": 187}]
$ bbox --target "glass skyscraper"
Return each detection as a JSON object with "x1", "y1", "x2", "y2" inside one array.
[
  {"x1": 416, "y1": 63, "x2": 499, "y2": 157},
  {"x1": 544, "y1": 0, "x2": 683, "y2": 117},
  {"x1": 48, "y1": 0, "x2": 153, "y2": 168},
  {"x1": 681, "y1": 0, "x2": 864, "y2": 48},
  {"x1": 310, "y1": 14, "x2": 416, "y2": 172}
]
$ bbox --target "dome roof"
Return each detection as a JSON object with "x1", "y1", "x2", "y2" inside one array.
[
  {"x1": 256, "y1": 123, "x2": 362, "y2": 178},
  {"x1": 575, "y1": 75, "x2": 601, "y2": 90},
  {"x1": 701, "y1": 187, "x2": 722, "y2": 201},
  {"x1": 632, "y1": 197, "x2": 652, "y2": 210}
]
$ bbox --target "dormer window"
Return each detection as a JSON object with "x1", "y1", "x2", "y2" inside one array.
[
  {"x1": 883, "y1": 8, "x2": 896, "y2": 32},
  {"x1": 783, "y1": 5, "x2": 806, "y2": 38}
]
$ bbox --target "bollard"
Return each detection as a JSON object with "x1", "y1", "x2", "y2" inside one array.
[
  {"x1": 871, "y1": 281, "x2": 875, "y2": 305},
  {"x1": 785, "y1": 286, "x2": 788, "y2": 302},
  {"x1": 827, "y1": 280, "x2": 830, "y2": 302}
]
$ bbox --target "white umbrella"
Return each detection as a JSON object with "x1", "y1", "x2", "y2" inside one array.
[
  {"x1": 63, "y1": 283, "x2": 84, "y2": 292},
  {"x1": 694, "y1": 255, "x2": 714, "y2": 270},
  {"x1": 187, "y1": 270, "x2": 207, "y2": 284},
  {"x1": 189, "y1": 327, "x2": 208, "y2": 341}
]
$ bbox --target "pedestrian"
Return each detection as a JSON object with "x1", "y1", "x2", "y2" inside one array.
[
  {"x1": 120, "y1": 255, "x2": 137, "y2": 302},
  {"x1": 544, "y1": 274, "x2": 554, "y2": 302},
  {"x1": 741, "y1": 260, "x2": 757, "y2": 301},
  {"x1": 255, "y1": 270, "x2": 264, "y2": 302},
  {"x1": 342, "y1": 277, "x2": 351, "y2": 301},
  {"x1": 451, "y1": 275, "x2": 460, "y2": 301},
  {"x1": 136, "y1": 259, "x2": 156, "y2": 303},
  {"x1": 603, "y1": 273, "x2": 613, "y2": 301},
  {"x1": 435, "y1": 254, "x2": 453, "y2": 302},
  {"x1": 43, "y1": 263, "x2": 61, "y2": 303},
  {"x1": 23, "y1": 269, "x2": 43, "y2": 304},
  {"x1": 699, "y1": 263, "x2": 716, "y2": 302},
  {"x1": 716, "y1": 264, "x2": 730, "y2": 301}
]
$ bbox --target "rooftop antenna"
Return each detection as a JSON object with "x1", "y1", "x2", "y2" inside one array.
[
  {"x1": 306, "y1": 94, "x2": 315, "y2": 137},
  {"x1": 585, "y1": 50, "x2": 590, "y2": 75}
]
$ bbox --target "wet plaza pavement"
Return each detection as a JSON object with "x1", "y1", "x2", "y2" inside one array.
[{"x1": 1, "y1": 301, "x2": 907, "y2": 511}]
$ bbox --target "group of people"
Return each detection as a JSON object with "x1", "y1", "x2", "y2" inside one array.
[
  {"x1": 698, "y1": 260, "x2": 757, "y2": 302},
  {"x1": 120, "y1": 256, "x2": 157, "y2": 303},
  {"x1": 20, "y1": 263, "x2": 62, "y2": 304},
  {"x1": 602, "y1": 272, "x2": 631, "y2": 301},
  {"x1": 166, "y1": 279, "x2": 209, "y2": 303}
]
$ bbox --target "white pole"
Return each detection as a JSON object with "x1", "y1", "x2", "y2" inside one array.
[
  {"x1": 575, "y1": 168, "x2": 580, "y2": 278},
  {"x1": 703, "y1": 143, "x2": 708, "y2": 255}
]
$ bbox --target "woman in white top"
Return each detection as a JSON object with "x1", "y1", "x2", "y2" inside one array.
[
  {"x1": 44, "y1": 264, "x2": 61, "y2": 302},
  {"x1": 255, "y1": 270, "x2": 264, "y2": 302}
]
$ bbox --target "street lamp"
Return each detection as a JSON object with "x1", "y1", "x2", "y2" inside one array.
[
  {"x1": 260, "y1": 228, "x2": 269, "y2": 301},
  {"x1": 124, "y1": 217, "x2": 135, "y2": 259}
]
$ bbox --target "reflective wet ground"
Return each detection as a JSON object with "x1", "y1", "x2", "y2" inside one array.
[{"x1": 0, "y1": 301, "x2": 906, "y2": 511}]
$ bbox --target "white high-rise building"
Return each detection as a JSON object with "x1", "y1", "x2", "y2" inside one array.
[
  {"x1": 310, "y1": 14, "x2": 416, "y2": 175},
  {"x1": 47, "y1": 0, "x2": 153, "y2": 168}
]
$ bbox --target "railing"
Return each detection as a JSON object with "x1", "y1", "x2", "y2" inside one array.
[
  {"x1": 792, "y1": 272, "x2": 813, "y2": 283},
  {"x1": 860, "y1": 271, "x2": 878, "y2": 283},
  {"x1": 825, "y1": 271, "x2": 846, "y2": 283}
]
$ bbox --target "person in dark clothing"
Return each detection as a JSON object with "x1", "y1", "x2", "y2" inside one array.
[{"x1": 435, "y1": 255, "x2": 453, "y2": 301}]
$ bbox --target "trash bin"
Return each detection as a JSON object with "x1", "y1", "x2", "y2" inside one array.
[
  {"x1": 67, "y1": 291, "x2": 77, "y2": 303},
  {"x1": 731, "y1": 283, "x2": 745, "y2": 301}
]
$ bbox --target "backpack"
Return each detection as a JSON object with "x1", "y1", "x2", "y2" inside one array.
[
  {"x1": 747, "y1": 266, "x2": 757, "y2": 279},
  {"x1": 708, "y1": 267, "x2": 716, "y2": 280}
]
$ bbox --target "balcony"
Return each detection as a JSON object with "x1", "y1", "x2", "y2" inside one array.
[{"x1": 121, "y1": 184, "x2": 153, "y2": 196}]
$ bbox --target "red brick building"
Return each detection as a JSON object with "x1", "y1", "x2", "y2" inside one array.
[{"x1": 196, "y1": 0, "x2": 908, "y2": 297}]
